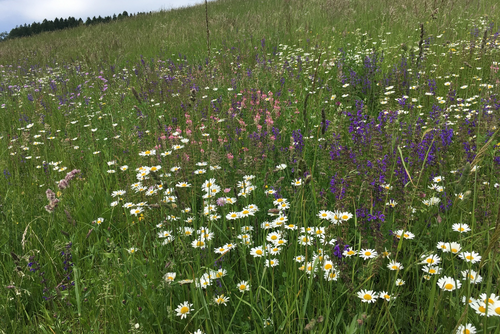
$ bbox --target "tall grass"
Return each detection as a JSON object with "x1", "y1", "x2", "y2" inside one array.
[{"x1": 0, "y1": 0, "x2": 500, "y2": 333}]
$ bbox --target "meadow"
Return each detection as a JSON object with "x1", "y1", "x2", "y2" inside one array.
[{"x1": 1, "y1": 0, "x2": 500, "y2": 332}]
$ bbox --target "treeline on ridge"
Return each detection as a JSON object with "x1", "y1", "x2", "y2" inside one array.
[{"x1": 0, "y1": 11, "x2": 153, "y2": 42}]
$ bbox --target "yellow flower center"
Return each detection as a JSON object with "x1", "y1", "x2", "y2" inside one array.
[
  {"x1": 256, "y1": 250, "x2": 263, "y2": 255},
  {"x1": 145, "y1": 151, "x2": 151, "y2": 155},
  {"x1": 365, "y1": 252, "x2": 372, "y2": 256},
  {"x1": 479, "y1": 306, "x2": 486, "y2": 313},
  {"x1": 271, "y1": 236, "x2": 278, "y2": 240},
  {"x1": 444, "y1": 283, "x2": 453, "y2": 290},
  {"x1": 180, "y1": 306, "x2": 189, "y2": 314},
  {"x1": 495, "y1": 307, "x2": 500, "y2": 315},
  {"x1": 384, "y1": 294, "x2": 390, "y2": 299},
  {"x1": 363, "y1": 294, "x2": 372, "y2": 300},
  {"x1": 347, "y1": 250, "x2": 355, "y2": 255},
  {"x1": 324, "y1": 264, "x2": 333, "y2": 270},
  {"x1": 239, "y1": 284, "x2": 246, "y2": 290},
  {"x1": 392, "y1": 265, "x2": 398, "y2": 270},
  {"x1": 342, "y1": 215, "x2": 348, "y2": 219},
  {"x1": 427, "y1": 259, "x2": 434, "y2": 264},
  {"x1": 196, "y1": 241, "x2": 204, "y2": 247},
  {"x1": 466, "y1": 255, "x2": 473, "y2": 260},
  {"x1": 459, "y1": 227, "x2": 464, "y2": 231},
  {"x1": 451, "y1": 248, "x2": 458, "y2": 253}
]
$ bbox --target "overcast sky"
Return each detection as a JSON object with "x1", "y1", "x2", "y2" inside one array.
[{"x1": 0, "y1": 0, "x2": 212, "y2": 33}]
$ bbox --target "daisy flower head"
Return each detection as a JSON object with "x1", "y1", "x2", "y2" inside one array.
[
  {"x1": 265, "y1": 258, "x2": 279, "y2": 267},
  {"x1": 275, "y1": 164, "x2": 287, "y2": 170},
  {"x1": 291, "y1": 179, "x2": 302, "y2": 186},
  {"x1": 139, "y1": 149, "x2": 156, "y2": 156},
  {"x1": 420, "y1": 254, "x2": 441, "y2": 265},
  {"x1": 470, "y1": 300, "x2": 492, "y2": 317},
  {"x1": 322, "y1": 260, "x2": 335, "y2": 272},
  {"x1": 479, "y1": 293, "x2": 500, "y2": 306},
  {"x1": 386, "y1": 199, "x2": 397, "y2": 208},
  {"x1": 359, "y1": 249, "x2": 378, "y2": 260},
  {"x1": 130, "y1": 207, "x2": 144, "y2": 216},
  {"x1": 340, "y1": 212, "x2": 353, "y2": 221},
  {"x1": 176, "y1": 181, "x2": 192, "y2": 188},
  {"x1": 395, "y1": 279, "x2": 405, "y2": 286},
  {"x1": 237, "y1": 280, "x2": 250, "y2": 293},
  {"x1": 127, "y1": 247, "x2": 138, "y2": 254},
  {"x1": 461, "y1": 270, "x2": 483, "y2": 284},
  {"x1": 343, "y1": 248, "x2": 357, "y2": 257},
  {"x1": 214, "y1": 294, "x2": 230, "y2": 306},
  {"x1": 298, "y1": 235, "x2": 313, "y2": 246},
  {"x1": 379, "y1": 291, "x2": 395, "y2": 301},
  {"x1": 459, "y1": 251, "x2": 481, "y2": 264},
  {"x1": 324, "y1": 269, "x2": 339, "y2": 281},
  {"x1": 164, "y1": 272, "x2": 176, "y2": 283},
  {"x1": 422, "y1": 265, "x2": 442, "y2": 275},
  {"x1": 387, "y1": 260, "x2": 404, "y2": 271},
  {"x1": 437, "y1": 276, "x2": 461, "y2": 291},
  {"x1": 456, "y1": 324, "x2": 476, "y2": 334},
  {"x1": 452, "y1": 223, "x2": 471, "y2": 233},
  {"x1": 448, "y1": 242, "x2": 462, "y2": 254},
  {"x1": 175, "y1": 301, "x2": 194, "y2": 319},
  {"x1": 250, "y1": 246, "x2": 265, "y2": 258},
  {"x1": 357, "y1": 289, "x2": 377, "y2": 303},
  {"x1": 317, "y1": 210, "x2": 332, "y2": 220}
]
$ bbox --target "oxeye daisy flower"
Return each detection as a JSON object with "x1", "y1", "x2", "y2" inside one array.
[
  {"x1": 379, "y1": 291, "x2": 395, "y2": 301},
  {"x1": 130, "y1": 208, "x2": 143, "y2": 216},
  {"x1": 437, "y1": 276, "x2": 461, "y2": 291},
  {"x1": 461, "y1": 270, "x2": 482, "y2": 284},
  {"x1": 459, "y1": 251, "x2": 481, "y2": 263},
  {"x1": 456, "y1": 324, "x2": 476, "y2": 334},
  {"x1": 250, "y1": 246, "x2": 265, "y2": 257},
  {"x1": 127, "y1": 247, "x2": 138, "y2": 254},
  {"x1": 214, "y1": 294, "x2": 229, "y2": 306},
  {"x1": 164, "y1": 272, "x2": 176, "y2": 282},
  {"x1": 139, "y1": 149, "x2": 156, "y2": 156},
  {"x1": 317, "y1": 210, "x2": 332, "y2": 220},
  {"x1": 357, "y1": 290, "x2": 377, "y2": 303},
  {"x1": 359, "y1": 249, "x2": 378, "y2": 260},
  {"x1": 452, "y1": 223, "x2": 471, "y2": 233},
  {"x1": 237, "y1": 281, "x2": 250, "y2": 292},
  {"x1": 448, "y1": 242, "x2": 462, "y2": 254},
  {"x1": 294, "y1": 255, "x2": 305, "y2": 263},
  {"x1": 265, "y1": 258, "x2": 279, "y2": 267},
  {"x1": 386, "y1": 199, "x2": 397, "y2": 208},
  {"x1": 395, "y1": 279, "x2": 405, "y2": 286},
  {"x1": 324, "y1": 269, "x2": 339, "y2": 281},
  {"x1": 340, "y1": 212, "x2": 353, "y2": 221},
  {"x1": 291, "y1": 179, "x2": 302, "y2": 186},
  {"x1": 420, "y1": 254, "x2": 441, "y2": 265},
  {"x1": 191, "y1": 239, "x2": 206, "y2": 248},
  {"x1": 322, "y1": 260, "x2": 335, "y2": 272},
  {"x1": 275, "y1": 164, "x2": 287, "y2": 170},
  {"x1": 343, "y1": 249, "x2": 357, "y2": 257},
  {"x1": 175, "y1": 301, "x2": 194, "y2": 319},
  {"x1": 470, "y1": 300, "x2": 492, "y2": 317},
  {"x1": 298, "y1": 235, "x2": 313, "y2": 246},
  {"x1": 387, "y1": 260, "x2": 403, "y2": 271},
  {"x1": 422, "y1": 265, "x2": 442, "y2": 275}
]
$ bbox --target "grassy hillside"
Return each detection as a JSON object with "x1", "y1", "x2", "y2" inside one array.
[
  {"x1": 1, "y1": 0, "x2": 498, "y2": 66},
  {"x1": 1, "y1": 0, "x2": 500, "y2": 333}
]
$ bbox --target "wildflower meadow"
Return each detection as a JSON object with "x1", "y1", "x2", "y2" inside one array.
[{"x1": 1, "y1": 0, "x2": 500, "y2": 332}]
